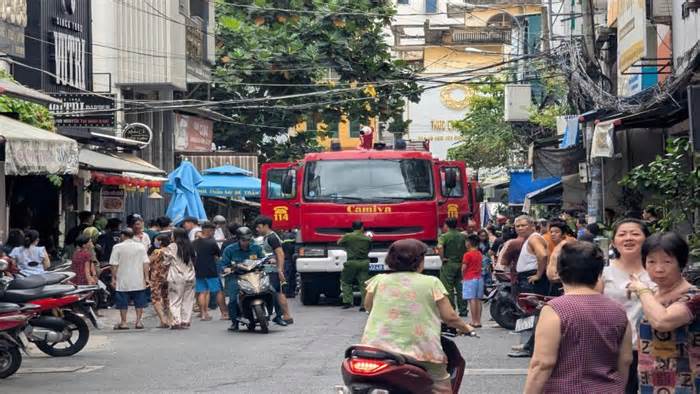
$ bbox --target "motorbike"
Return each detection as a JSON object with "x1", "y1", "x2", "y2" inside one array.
[
  {"x1": 0, "y1": 271, "x2": 99, "y2": 357},
  {"x1": 225, "y1": 256, "x2": 275, "y2": 334},
  {"x1": 513, "y1": 292, "x2": 555, "y2": 334},
  {"x1": 486, "y1": 270, "x2": 521, "y2": 330},
  {"x1": 0, "y1": 301, "x2": 35, "y2": 379},
  {"x1": 336, "y1": 330, "x2": 475, "y2": 394}
]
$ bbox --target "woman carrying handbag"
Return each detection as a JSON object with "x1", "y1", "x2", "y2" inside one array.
[{"x1": 163, "y1": 228, "x2": 196, "y2": 329}]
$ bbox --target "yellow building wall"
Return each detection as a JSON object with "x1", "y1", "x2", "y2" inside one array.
[
  {"x1": 465, "y1": 6, "x2": 542, "y2": 27},
  {"x1": 423, "y1": 45, "x2": 506, "y2": 73},
  {"x1": 295, "y1": 116, "x2": 378, "y2": 151}
]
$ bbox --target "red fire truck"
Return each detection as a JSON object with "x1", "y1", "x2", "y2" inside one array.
[{"x1": 260, "y1": 147, "x2": 482, "y2": 305}]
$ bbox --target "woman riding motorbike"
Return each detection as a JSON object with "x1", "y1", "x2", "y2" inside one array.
[{"x1": 361, "y1": 238, "x2": 476, "y2": 394}]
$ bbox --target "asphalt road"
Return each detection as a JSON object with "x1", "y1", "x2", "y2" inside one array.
[{"x1": 3, "y1": 298, "x2": 529, "y2": 393}]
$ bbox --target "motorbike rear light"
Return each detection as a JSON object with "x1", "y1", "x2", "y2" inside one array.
[{"x1": 348, "y1": 358, "x2": 389, "y2": 375}]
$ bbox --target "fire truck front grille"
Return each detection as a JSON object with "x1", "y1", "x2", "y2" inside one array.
[{"x1": 316, "y1": 227, "x2": 423, "y2": 236}]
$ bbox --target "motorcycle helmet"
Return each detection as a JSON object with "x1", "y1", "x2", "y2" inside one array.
[
  {"x1": 236, "y1": 226, "x2": 254, "y2": 241},
  {"x1": 213, "y1": 215, "x2": 226, "y2": 224}
]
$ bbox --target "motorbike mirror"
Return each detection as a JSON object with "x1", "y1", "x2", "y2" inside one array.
[{"x1": 0, "y1": 259, "x2": 7, "y2": 271}]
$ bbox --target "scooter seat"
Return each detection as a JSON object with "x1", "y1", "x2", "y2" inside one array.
[
  {"x1": 346, "y1": 345, "x2": 426, "y2": 371},
  {"x1": 0, "y1": 302, "x2": 20, "y2": 313},
  {"x1": 1, "y1": 284, "x2": 75, "y2": 303},
  {"x1": 41, "y1": 272, "x2": 72, "y2": 285},
  {"x1": 8, "y1": 275, "x2": 47, "y2": 290}
]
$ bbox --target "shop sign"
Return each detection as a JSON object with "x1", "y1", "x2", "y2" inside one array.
[
  {"x1": 100, "y1": 188, "x2": 125, "y2": 213},
  {"x1": 49, "y1": 93, "x2": 115, "y2": 128},
  {"x1": 175, "y1": 113, "x2": 214, "y2": 152},
  {"x1": 617, "y1": 0, "x2": 646, "y2": 73},
  {"x1": 0, "y1": 0, "x2": 27, "y2": 58},
  {"x1": 123, "y1": 123, "x2": 153, "y2": 147},
  {"x1": 407, "y1": 82, "x2": 468, "y2": 159}
]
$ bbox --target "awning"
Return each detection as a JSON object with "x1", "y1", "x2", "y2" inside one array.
[
  {"x1": 523, "y1": 181, "x2": 562, "y2": 212},
  {"x1": 79, "y1": 149, "x2": 166, "y2": 175},
  {"x1": 176, "y1": 152, "x2": 259, "y2": 177},
  {"x1": 0, "y1": 115, "x2": 78, "y2": 175},
  {"x1": 164, "y1": 164, "x2": 262, "y2": 199},
  {"x1": 0, "y1": 79, "x2": 62, "y2": 105},
  {"x1": 508, "y1": 170, "x2": 560, "y2": 206},
  {"x1": 525, "y1": 181, "x2": 562, "y2": 205}
]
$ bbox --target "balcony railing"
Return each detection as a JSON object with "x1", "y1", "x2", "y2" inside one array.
[{"x1": 426, "y1": 26, "x2": 512, "y2": 45}]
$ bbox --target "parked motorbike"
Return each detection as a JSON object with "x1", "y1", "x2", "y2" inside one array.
[
  {"x1": 336, "y1": 330, "x2": 475, "y2": 394},
  {"x1": 486, "y1": 270, "x2": 520, "y2": 330},
  {"x1": 0, "y1": 301, "x2": 35, "y2": 378},
  {"x1": 225, "y1": 256, "x2": 275, "y2": 333},
  {"x1": 0, "y1": 272, "x2": 98, "y2": 357},
  {"x1": 513, "y1": 292, "x2": 555, "y2": 334}
]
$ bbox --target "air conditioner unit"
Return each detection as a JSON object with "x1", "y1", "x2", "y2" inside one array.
[{"x1": 504, "y1": 84, "x2": 532, "y2": 122}]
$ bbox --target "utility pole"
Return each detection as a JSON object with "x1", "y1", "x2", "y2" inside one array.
[
  {"x1": 580, "y1": 0, "x2": 596, "y2": 62},
  {"x1": 541, "y1": 1, "x2": 551, "y2": 52}
]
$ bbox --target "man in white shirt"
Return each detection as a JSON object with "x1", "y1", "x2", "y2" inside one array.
[
  {"x1": 110, "y1": 228, "x2": 150, "y2": 330},
  {"x1": 182, "y1": 217, "x2": 202, "y2": 241},
  {"x1": 514, "y1": 215, "x2": 549, "y2": 295},
  {"x1": 132, "y1": 217, "x2": 151, "y2": 250}
]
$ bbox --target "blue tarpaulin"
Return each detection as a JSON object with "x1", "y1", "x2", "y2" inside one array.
[
  {"x1": 508, "y1": 170, "x2": 560, "y2": 205},
  {"x1": 165, "y1": 165, "x2": 262, "y2": 199},
  {"x1": 165, "y1": 161, "x2": 208, "y2": 224}
]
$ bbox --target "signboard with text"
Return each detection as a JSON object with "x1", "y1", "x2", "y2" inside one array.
[
  {"x1": 175, "y1": 113, "x2": 214, "y2": 152},
  {"x1": 406, "y1": 81, "x2": 469, "y2": 159},
  {"x1": 617, "y1": 0, "x2": 646, "y2": 73},
  {"x1": 49, "y1": 93, "x2": 115, "y2": 127},
  {"x1": 100, "y1": 188, "x2": 125, "y2": 213},
  {"x1": 0, "y1": 0, "x2": 27, "y2": 58}
]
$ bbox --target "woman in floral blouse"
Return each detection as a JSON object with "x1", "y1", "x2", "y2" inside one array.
[
  {"x1": 362, "y1": 238, "x2": 475, "y2": 394},
  {"x1": 149, "y1": 233, "x2": 172, "y2": 328},
  {"x1": 627, "y1": 232, "x2": 699, "y2": 393}
]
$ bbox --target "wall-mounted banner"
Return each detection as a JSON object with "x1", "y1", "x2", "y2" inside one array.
[{"x1": 49, "y1": 93, "x2": 115, "y2": 127}]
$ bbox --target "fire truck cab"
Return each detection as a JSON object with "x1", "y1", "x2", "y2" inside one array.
[{"x1": 260, "y1": 147, "x2": 482, "y2": 305}]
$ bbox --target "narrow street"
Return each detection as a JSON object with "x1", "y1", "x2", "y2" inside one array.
[{"x1": 3, "y1": 299, "x2": 529, "y2": 393}]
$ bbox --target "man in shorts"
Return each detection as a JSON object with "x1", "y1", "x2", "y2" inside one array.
[
  {"x1": 193, "y1": 222, "x2": 227, "y2": 321},
  {"x1": 110, "y1": 228, "x2": 150, "y2": 330}
]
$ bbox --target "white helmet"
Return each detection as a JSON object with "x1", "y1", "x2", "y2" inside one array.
[{"x1": 213, "y1": 215, "x2": 226, "y2": 224}]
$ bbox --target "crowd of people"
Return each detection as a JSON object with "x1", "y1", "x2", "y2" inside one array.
[
  {"x1": 2, "y1": 205, "x2": 697, "y2": 393},
  {"x1": 1, "y1": 212, "x2": 295, "y2": 333},
  {"x1": 404, "y1": 209, "x2": 698, "y2": 393},
  {"x1": 470, "y1": 213, "x2": 698, "y2": 394}
]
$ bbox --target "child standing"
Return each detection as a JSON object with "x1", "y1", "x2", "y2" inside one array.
[{"x1": 462, "y1": 234, "x2": 484, "y2": 327}]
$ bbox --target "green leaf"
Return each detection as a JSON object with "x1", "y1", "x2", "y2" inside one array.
[{"x1": 219, "y1": 15, "x2": 242, "y2": 31}]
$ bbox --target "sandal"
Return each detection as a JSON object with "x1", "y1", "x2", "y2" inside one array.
[
  {"x1": 113, "y1": 324, "x2": 129, "y2": 330},
  {"x1": 220, "y1": 314, "x2": 230, "y2": 320},
  {"x1": 134, "y1": 323, "x2": 145, "y2": 329},
  {"x1": 201, "y1": 316, "x2": 212, "y2": 321},
  {"x1": 171, "y1": 324, "x2": 182, "y2": 330},
  {"x1": 157, "y1": 324, "x2": 171, "y2": 329}
]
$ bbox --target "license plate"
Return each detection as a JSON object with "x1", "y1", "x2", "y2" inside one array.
[
  {"x1": 515, "y1": 316, "x2": 535, "y2": 332},
  {"x1": 369, "y1": 263, "x2": 384, "y2": 272}
]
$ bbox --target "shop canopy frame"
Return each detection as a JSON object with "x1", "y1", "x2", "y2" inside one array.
[{"x1": 0, "y1": 115, "x2": 79, "y2": 176}]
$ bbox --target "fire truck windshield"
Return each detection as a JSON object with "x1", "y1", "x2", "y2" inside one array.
[{"x1": 304, "y1": 159, "x2": 434, "y2": 202}]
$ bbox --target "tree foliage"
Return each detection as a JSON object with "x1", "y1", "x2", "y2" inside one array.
[
  {"x1": 620, "y1": 138, "x2": 700, "y2": 233},
  {"x1": 0, "y1": 70, "x2": 55, "y2": 131},
  {"x1": 212, "y1": 0, "x2": 420, "y2": 162},
  {"x1": 447, "y1": 79, "x2": 521, "y2": 173}
]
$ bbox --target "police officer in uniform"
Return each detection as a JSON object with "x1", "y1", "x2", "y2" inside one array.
[
  {"x1": 338, "y1": 221, "x2": 371, "y2": 311},
  {"x1": 438, "y1": 218, "x2": 468, "y2": 316}
]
